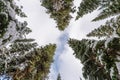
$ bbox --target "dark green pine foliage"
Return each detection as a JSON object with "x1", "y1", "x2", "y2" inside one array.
[
  {"x1": 0, "y1": 0, "x2": 9, "y2": 38},
  {"x1": 0, "y1": 1, "x2": 56, "y2": 80},
  {"x1": 69, "y1": 5, "x2": 120, "y2": 79},
  {"x1": 74, "y1": 1, "x2": 120, "y2": 79},
  {"x1": 57, "y1": 73, "x2": 62, "y2": 80},
  {"x1": 69, "y1": 10, "x2": 120, "y2": 80},
  {"x1": 0, "y1": 0, "x2": 29, "y2": 47},
  {"x1": 76, "y1": 0, "x2": 120, "y2": 21},
  {"x1": 0, "y1": 38, "x2": 56, "y2": 80},
  {"x1": 69, "y1": 38, "x2": 120, "y2": 80},
  {"x1": 69, "y1": 8, "x2": 120, "y2": 80},
  {"x1": 87, "y1": 16, "x2": 120, "y2": 38},
  {"x1": 76, "y1": 0, "x2": 101, "y2": 20},
  {"x1": 41, "y1": 0, "x2": 75, "y2": 31},
  {"x1": 0, "y1": 0, "x2": 26, "y2": 37},
  {"x1": 92, "y1": 0, "x2": 120, "y2": 21},
  {"x1": 9, "y1": 39, "x2": 38, "y2": 54}
]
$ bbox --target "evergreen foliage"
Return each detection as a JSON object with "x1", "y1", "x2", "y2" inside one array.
[
  {"x1": 69, "y1": 38, "x2": 120, "y2": 80},
  {"x1": 2, "y1": 0, "x2": 120, "y2": 80},
  {"x1": 0, "y1": 0, "x2": 29, "y2": 48},
  {"x1": 76, "y1": 0, "x2": 100, "y2": 20},
  {"x1": 87, "y1": 16, "x2": 120, "y2": 38},
  {"x1": 0, "y1": 1, "x2": 57, "y2": 80},
  {"x1": 69, "y1": 1, "x2": 120, "y2": 79},
  {"x1": 41, "y1": 0, "x2": 75, "y2": 31},
  {"x1": 57, "y1": 73, "x2": 62, "y2": 80},
  {"x1": 76, "y1": 0, "x2": 120, "y2": 21},
  {"x1": 0, "y1": 39, "x2": 56, "y2": 80},
  {"x1": 92, "y1": 0, "x2": 120, "y2": 21}
]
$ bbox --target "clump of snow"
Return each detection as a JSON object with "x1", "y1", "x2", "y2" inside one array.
[
  {"x1": 92, "y1": 41, "x2": 98, "y2": 49},
  {"x1": 6, "y1": 1, "x2": 16, "y2": 20},
  {"x1": 0, "y1": 0, "x2": 27, "y2": 49},
  {"x1": 104, "y1": 37, "x2": 113, "y2": 48},
  {"x1": 17, "y1": 63, "x2": 27, "y2": 71},
  {"x1": 115, "y1": 56, "x2": 120, "y2": 76},
  {"x1": 110, "y1": 67, "x2": 114, "y2": 78},
  {"x1": 53, "y1": 0, "x2": 65, "y2": 11},
  {"x1": 0, "y1": 74, "x2": 12, "y2": 80},
  {"x1": 98, "y1": 50, "x2": 103, "y2": 65},
  {"x1": 0, "y1": 21, "x2": 21, "y2": 49}
]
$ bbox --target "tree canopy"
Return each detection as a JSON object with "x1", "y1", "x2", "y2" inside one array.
[
  {"x1": 0, "y1": 0, "x2": 56, "y2": 80},
  {"x1": 76, "y1": 0, "x2": 120, "y2": 21},
  {"x1": 69, "y1": 0, "x2": 120, "y2": 79},
  {"x1": 41, "y1": 0, "x2": 75, "y2": 30},
  {"x1": 0, "y1": 0, "x2": 120, "y2": 80}
]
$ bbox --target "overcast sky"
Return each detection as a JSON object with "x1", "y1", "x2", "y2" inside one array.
[{"x1": 15, "y1": 0, "x2": 106, "y2": 80}]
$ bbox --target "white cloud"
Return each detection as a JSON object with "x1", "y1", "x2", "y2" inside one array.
[
  {"x1": 59, "y1": 44, "x2": 84, "y2": 80},
  {"x1": 68, "y1": 10, "x2": 106, "y2": 40},
  {"x1": 15, "y1": 0, "x2": 62, "y2": 46}
]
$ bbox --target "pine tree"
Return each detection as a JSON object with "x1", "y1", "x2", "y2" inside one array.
[
  {"x1": 76, "y1": 0, "x2": 120, "y2": 21},
  {"x1": 0, "y1": 0, "x2": 57, "y2": 80},
  {"x1": 0, "y1": 41, "x2": 56, "y2": 80},
  {"x1": 76, "y1": 0, "x2": 101, "y2": 20},
  {"x1": 57, "y1": 73, "x2": 62, "y2": 80},
  {"x1": 41, "y1": 0, "x2": 75, "y2": 31},
  {"x1": 0, "y1": 0, "x2": 29, "y2": 48},
  {"x1": 11, "y1": 44, "x2": 56, "y2": 80},
  {"x1": 69, "y1": 0, "x2": 120, "y2": 79},
  {"x1": 87, "y1": 16, "x2": 120, "y2": 38},
  {"x1": 92, "y1": 0, "x2": 120, "y2": 21},
  {"x1": 69, "y1": 38, "x2": 120, "y2": 80}
]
